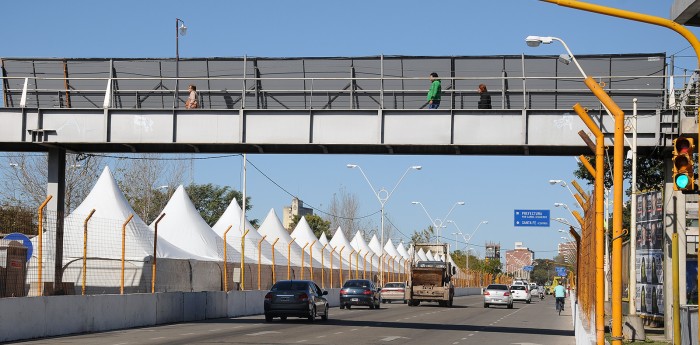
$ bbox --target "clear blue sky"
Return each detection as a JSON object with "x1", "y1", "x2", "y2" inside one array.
[{"x1": 2, "y1": 0, "x2": 696, "y2": 258}]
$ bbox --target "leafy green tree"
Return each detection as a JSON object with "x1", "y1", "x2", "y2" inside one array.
[
  {"x1": 482, "y1": 258, "x2": 502, "y2": 275},
  {"x1": 0, "y1": 203, "x2": 36, "y2": 235},
  {"x1": 531, "y1": 259, "x2": 556, "y2": 285},
  {"x1": 573, "y1": 153, "x2": 664, "y2": 193},
  {"x1": 451, "y1": 250, "x2": 467, "y2": 268},
  {"x1": 185, "y1": 183, "x2": 257, "y2": 227},
  {"x1": 289, "y1": 214, "x2": 331, "y2": 239},
  {"x1": 411, "y1": 225, "x2": 435, "y2": 244}
]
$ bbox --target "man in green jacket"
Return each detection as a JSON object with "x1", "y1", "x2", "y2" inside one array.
[{"x1": 427, "y1": 72, "x2": 441, "y2": 109}]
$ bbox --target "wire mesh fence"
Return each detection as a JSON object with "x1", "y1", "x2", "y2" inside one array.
[
  {"x1": 577, "y1": 189, "x2": 596, "y2": 334},
  {"x1": 3, "y1": 203, "x2": 483, "y2": 297}
]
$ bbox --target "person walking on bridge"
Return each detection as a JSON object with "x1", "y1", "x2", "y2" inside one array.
[
  {"x1": 427, "y1": 72, "x2": 441, "y2": 109},
  {"x1": 477, "y1": 83, "x2": 492, "y2": 109}
]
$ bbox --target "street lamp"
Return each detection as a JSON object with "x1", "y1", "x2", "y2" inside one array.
[
  {"x1": 554, "y1": 202, "x2": 577, "y2": 221},
  {"x1": 412, "y1": 201, "x2": 465, "y2": 244},
  {"x1": 553, "y1": 217, "x2": 580, "y2": 230},
  {"x1": 451, "y1": 232, "x2": 462, "y2": 253},
  {"x1": 175, "y1": 18, "x2": 188, "y2": 108},
  {"x1": 548, "y1": 179, "x2": 579, "y2": 203},
  {"x1": 525, "y1": 36, "x2": 587, "y2": 78},
  {"x1": 347, "y1": 164, "x2": 421, "y2": 286}
]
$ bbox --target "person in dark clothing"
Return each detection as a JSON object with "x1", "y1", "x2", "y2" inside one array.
[{"x1": 477, "y1": 83, "x2": 492, "y2": 109}]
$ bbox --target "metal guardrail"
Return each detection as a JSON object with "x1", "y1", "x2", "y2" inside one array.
[{"x1": 0, "y1": 74, "x2": 677, "y2": 111}]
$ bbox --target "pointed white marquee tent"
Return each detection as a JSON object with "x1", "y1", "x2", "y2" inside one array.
[
  {"x1": 417, "y1": 248, "x2": 428, "y2": 261},
  {"x1": 257, "y1": 209, "x2": 305, "y2": 267},
  {"x1": 289, "y1": 216, "x2": 327, "y2": 269},
  {"x1": 328, "y1": 227, "x2": 354, "y2": 269},
  {"x1": 368, "y1": 234, "x2": 383, "y2": 257},
  {"x1": 350, "y1": 231, "x2": 379, "y2": 272},
  {"x1": 151, "y1": 185, "x2": 226, "y2": 261},
  {"x1": 212, "y1": 198, "x2": 270, "y2": 264},
  {"x1": 396, "y1": 242, "x2": 410, "y2": 261},
  {"x1": 383, "y1": 239, "x2": 401, "y2": 272}
]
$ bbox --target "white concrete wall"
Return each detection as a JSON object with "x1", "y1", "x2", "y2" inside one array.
[{"x1": 0, "y1": 287, "x2": 482, "y2": 342}]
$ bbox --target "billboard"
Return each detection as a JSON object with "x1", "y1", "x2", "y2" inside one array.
[{"x1": 635, "y1": 190, "x2": 664, "y2": 319}]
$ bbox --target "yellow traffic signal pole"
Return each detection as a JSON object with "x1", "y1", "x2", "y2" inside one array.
[
  {"x1": 574, "y1": 103, "x2": 605, "y2": 344},
  {"x1": 539, "y1": 3, "x2": 700, "y2": 343}
]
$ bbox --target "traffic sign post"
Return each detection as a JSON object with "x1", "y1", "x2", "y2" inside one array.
[
  {"x1": 3, "y1": 233, "x2": 33, "y2": 262},
  {"x1": 514, "y1": 210, "x2": 550, "y2": 227}
]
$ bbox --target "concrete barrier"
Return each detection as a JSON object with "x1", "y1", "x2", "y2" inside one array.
[{"x1": 0, "y1": 285, "x2": 487, "y2": 342}]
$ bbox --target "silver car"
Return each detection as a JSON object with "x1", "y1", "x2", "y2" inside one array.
[
  {"x1": 380, "y1": 282, "x2": 407, "y2": 304},
  {"x1": 483, "y1": 284, "x2": 513, "y2": 308}
]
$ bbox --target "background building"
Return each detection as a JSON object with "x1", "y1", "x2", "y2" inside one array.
[
  {"x1": 282, "y1": 197, "x2": 313, "y2": 231},
  {"x1": 506, "y1": 242, "x2": 534, "y2": 280}
]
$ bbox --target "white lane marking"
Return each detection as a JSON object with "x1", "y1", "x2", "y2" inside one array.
[
  {"x1": 381, "y1": 336, "x2": 409, "y2": 342},
  {"x1": 453, "y1": 342, "x2": 459, "y2": 344},
  {"x1": 150, "y1": 337, "x2": 166, "y2": 340},
  {"x1": 208, "y1": 329, "x2": 221, "y2": 332},
  {"x1": 317, "y1": 335, "x2": 326, "y2": 338},
  {"x1": 247, "y1": 331, "x2": 280, "y2": 336},
  {"x1": 112, "y1": 343, "x2": 129, "y2": 345},
  {"x1": 351, "y1": 328, "x2": 359, "y2": 331},
  {"x1": 181, "y1": 333, "x2": 196, "y2": 336},
  {"x1": 469, "y1": 334, "x2": 475, "y2": 337},
  {"x1": 295, "y1": 340, "x2": 308, "y2": 343},
  {"x1": 334, "y1": 331, "x2": 344, "y2": 334}
]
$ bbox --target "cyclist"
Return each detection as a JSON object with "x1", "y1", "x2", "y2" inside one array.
[{"x1": 554, "y1": 281, "x2": 566, "y2": 315}]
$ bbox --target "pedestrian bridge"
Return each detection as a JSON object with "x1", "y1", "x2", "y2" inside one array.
[{"x1": 0, "y1": 54, "x2": 685, "y2": 155}]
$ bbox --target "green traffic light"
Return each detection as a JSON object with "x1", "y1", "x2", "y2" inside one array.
[{"x1": 676, "y1": 174, "x2": 690, "y2": 189}]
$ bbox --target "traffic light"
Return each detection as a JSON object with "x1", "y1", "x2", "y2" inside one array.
[{"x1": 672, "y1": 137, "x2": 695, "y2": 192}]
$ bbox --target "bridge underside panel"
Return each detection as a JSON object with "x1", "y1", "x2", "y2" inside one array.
[{"x1": 0, "y1": 108, "x2": 664, "y2": 156}]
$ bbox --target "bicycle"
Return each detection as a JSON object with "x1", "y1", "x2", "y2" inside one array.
[{"x1": 555, "y1": 297, "x2": 565, "y2": 315}]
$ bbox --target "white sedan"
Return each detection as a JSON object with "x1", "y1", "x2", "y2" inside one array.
[{"x1": 510, "y1": 285, "x2": 531, "y2": 303}]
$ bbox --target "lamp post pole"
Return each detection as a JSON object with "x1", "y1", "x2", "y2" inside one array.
[
  {"x1": 174, "y1": 18, "x2": 187, "y2": 109},
  {"x1": 347, "y1": 164, "x2": 421, "y2": 286},
  {"x1": 412, "y1": 201, "x2": 464, "y2": 244}
]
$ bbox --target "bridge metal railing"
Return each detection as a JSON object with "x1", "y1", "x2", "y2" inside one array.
[{"x1": 0, "y1": 73, "x2": 680, "y2": 112}]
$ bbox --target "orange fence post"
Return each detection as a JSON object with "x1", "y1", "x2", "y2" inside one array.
[
  {"x1": 369, "y1": 254, "x2": 375, "y2": 282},
  {"x1": 271, "y1": 237, "x2": 279, "y2": 283},
  {"x1": 321, "y1": 243, "x2": 328, "y2": 288},
  {"x1": 121, "y1": 214, "x2": 134, "y2": 295},
  {"x1": 339, "y1": 246, "x2": 345, "y2": 286},
  {"x1": 240, "y1": 230, "x2": 249, "y2": 290},
  {"x1": 151, "y1": 213, "x2": 165, "y2": 294},
  {"x1": 288, "y1": 238, "x2": 295, "y2": 280},
  {"x1": 301, "y1": 242, "x2": 309, "y2": 280},
  {"x1": 223, "y1": 225, "x2": 232, "y2": 292},
  {"x1": 330, "y1": 246, "x2": 336, "y2": 288},
  {"x1": 348, "y1": 249, "x2": 356, "y2": 281},
  {"x1": 37, "y1": 195, "x2": 52, "y2": 297},
  {"x1": 82, "y1": 209, "x2": 96, "y2": 296},
  {"x1": 309, "y1": 240, "x2": 316, "y2": 282},
  {"x1": 258, "y1": 235, "x2": 267, "y2": 290},
  {"x1": 363, "y1": 252, "x2": 369, "y2": 279}
]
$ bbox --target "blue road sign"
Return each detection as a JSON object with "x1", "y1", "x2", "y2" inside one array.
[
  {"x1": 3, "y1": 233, "x2": 33, "y2": 262},
  {"x1": 523, "y1": 265, "x2": 534, "y2": 272},
  {"x1": 514, "y1": 209, "x2": 550, "y2": 227},
  {"x1": 555, "y1": 266, "x2": 567, "y2": 276}
]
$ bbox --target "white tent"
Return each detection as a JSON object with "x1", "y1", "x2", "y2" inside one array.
[
  {"x1": 350, "y1": 231, "x2": 379, "y2": 271},
  {"x1": 417, "y1": 248, "x2": 428, "y2": 261},
  {"x1": 319, "y1": 232, "x2": 330, "y2": 247},
  {"x1": 328, "y1": 227, "x2": 353, "y2": 268},
  {"x1": 52, "y1": 166, "x2": 199, "y2": 261},
  {"x1": 396, "y1": 242, "x2": 410, "y2": 261},
  {"x1": 383, "y1": 239, "x2": 401, "y2": 272},
  {"x1": 368, "y1": 234, "x2": 383, "y2": 257},
  {"x1": 151, "y1": 185, "x2": 226, "y2": 261},
  {"x1": 289, "y1": 216, "x2": 327, "y2": 268},
  {"x1": 212, "y1": 198, "x2": 270, "y2": 264},
  {"x1": 257, "y1": 209, "x2": 305, "y2": 267}
]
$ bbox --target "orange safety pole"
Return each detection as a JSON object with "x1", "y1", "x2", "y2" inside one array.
[
  {"x1": 82, "y1": 209, "x2": 96, "y2": 296},
  {"x1": 355, "y1": 251, "x2": 360, "y2": 279},
  {"x1": 363, "y1": 252, "x2": 369, "y2": 279},
  {"x1": 257, "y1": 235, "x2": 267, "y2": 290},
  {"x1": 339, "y1": 246, "x2": 345, "y2": 286},
  {"x1": 271, "y1": 238, "x2": 279, "y2": 283},
  {"x1": 301, "y1": 242, "x2": 309, "y2": 280},
  {"x1": 241, "y1": 230, "x2": 249, "y2": 290},
  {"x1": 348, "y1": 249, "x2": 356, "y2": 281},
  {"x1": 37, "y1": 195, "x2": 52, "y2": 296},
  {"x1": 330, "y1": 246, "x2": 336, "y2": 288},
  {"x1": 310, "y1": 240, "x2": 316, "y2": 282},
  {"x1": 369, "y1": 253, "x2": 375, "y2": 282},
  {"x1": 223, "y1": 225, "x2": 232, "y2": 291},
  {"x1": 121, "y1": 214, "x2": 134, "y2": 295},
  {"x1": 575, "y1": 103, "x2": 606, "y2": 344},
  {"x1": 288, "y1": 239, "x2": 294, "y2": 280},
  {"x1": 321, "y1": 243, "x2": 328, "y2": 288},
  {"x1": 151, "y1": 213, "x2": 165, "y2": 294}
]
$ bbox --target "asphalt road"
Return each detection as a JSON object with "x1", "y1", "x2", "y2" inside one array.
[{"x1": 13, "y1": 295, "x2": 575, "y2": 345}]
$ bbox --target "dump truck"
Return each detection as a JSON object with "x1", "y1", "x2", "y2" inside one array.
[{"x1": 405, "y1": 243, "x2": 456, "y2": 307}]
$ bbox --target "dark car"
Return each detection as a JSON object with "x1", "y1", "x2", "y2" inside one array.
[
  {"x1": 264, "y1": 280, "x2": 329, "y2": 322},
  {"x1": 339, "y1": 279, "x2": 381, "y2": 309}
]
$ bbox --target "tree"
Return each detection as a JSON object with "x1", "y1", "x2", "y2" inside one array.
[
  {"x1": 573, "y1": 152, "x2": 664, "y2": 193},
  {"x1": 410, "y1": 225, "x2": 435, "y2": 244},
  {"x1": 451, "y1": 250, "x2": 467, "y2": 269},
  {"x1": 185, "y1": 183, "x2": 256, "y2": 227},
  {"x1": 327, "y1": 187, "x2": 374, "y2": 239},
  {"x1": 0, "y1": 203, "x2": 36, "y2": 235},
  {"x1": 482, "y1": 258, "x2": 503, "y2": 275},
  {"x1": 531, "y1": 259, "x2": 556, "y2": 285},
  {"x1": 0, "y1": 153, "x2": 104, "y2": 212},
  {"x1": 289, "y1": 214, "x2": 331, "y2": 239}
]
